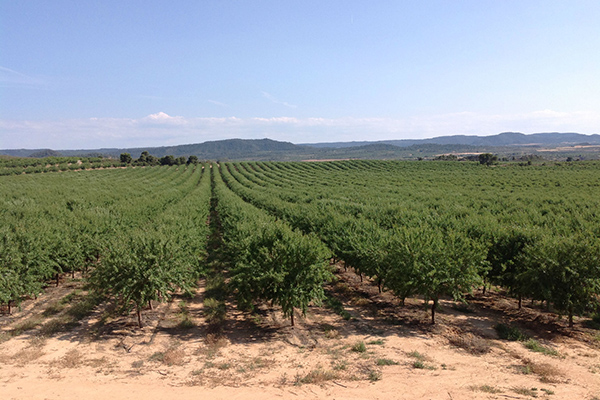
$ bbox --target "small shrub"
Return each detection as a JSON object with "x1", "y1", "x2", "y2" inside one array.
[
  {"x1": 512, "y1": 386, "x2": 538, "y2": 397},
  {"x1": 452, "y1": 303, "x2": 476, "y2": 314},
  {"x1": 376, "y1": 358, "x2": 398, "y2": 366},
  {"x1": 351, "y1": 296, "x2": 371, "y2": 306},
  {"x1": 333, "y1": 361, "x2": 347, "y2": 370},
  {"x1": 43, "y1": 301, "x2": 66, "y2": 316},
  {"x1": 367, "y1": 339, "x2": 385, "y2": 345},
  {"x1": 469, "y1": 384, "x2": 502, "y2": 394},
  {"x1": 149, "y1": 352, "x2": 165, "y2": 363},
  {"x1": 199, "y1": 334, "x2": 228, "y2": 358},
  {"x1": 325, "y1": 294, "x2": 352, "y2": 320},
  {"x1": 39, "y1": 317, "x2": 79, "y2": 336},
  {"x1": 517, "y1": 359, "x2": 563, "y2": 383},
  {"x1": 583, "y1": 314, "x2": 600, "y2": 330},
  {"x1": 351, "y1": 341, "x2": 366, "y2": 353},
  {"x1": 447, "y1": 333, "x2": 491, "y2": 355},
  {"x1": 367, "y1": 369, "x2": 382, "y2": 381},
  {"x1": 325, "y1": 328, "x2": 340, "y2": 339},
  {"x1": 11, "y1": 317, "x2": 44, "y2": 335},
  {"x1": 299, "y1": 369, "x2": 338, "y2": 384},
  {"x1": 407, "y1": 350, "x2": 426, "y2": 360},
  {"x1": 408, "y1": 351, "x2": 435, "y2": 370},
  {"x1": 203, "y1": 298, "x2": 226, "y2": 324},
  {"x1": 178, "y1": 317, "x2": 195, "y2": 329},
  {"x1": 163, "y1": 347, "x2": 186, "y2": 366},
  {"x1": 60, "y1": 349, "x2": 83, "y2": 368},
  {"x1": 523, "y1": 339, "x2": 560, "y2": 357},
  {"x1": 495, "y1": 323, "x2": 528, "y2": 341}
]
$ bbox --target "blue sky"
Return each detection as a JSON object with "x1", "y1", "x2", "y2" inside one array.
[{"x1": 1, "y1": 1, "x2": 600, "y2": 149}]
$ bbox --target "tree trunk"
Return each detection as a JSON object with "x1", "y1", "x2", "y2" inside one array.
[
  {"x1": 56, "y1": 273, "x2": 60, "y2": 287},
  {"x1": 377, "y1": 278, "x2": 382, "y2": 293},
  {"x1": 136, "y1": 307, "x2": 143, "y2": 328},
  {"x1": 568, "y1": 306, "x2": 574, "y2": 328},
  {"x1": 518, "y1": 294, "x2": 522, "y2": 309},
  {"x1": 290, "y1": 310, "x2": 295, "y2": 327},
  {"x1": 431, "y1": 298, "x2": 438, "y2": 324},
  {"x1": 482, "y1": 285, "x2": 486, "y2": 295},
  {"x1": 148, "y1": 300, "x2": 153, "y2": 310},
  {"x1": 7, "y1": 300, "x2": 12, "y2": 315},
  {"x1": 359, "y1": 273, "x2": 363, "y2": 283}
]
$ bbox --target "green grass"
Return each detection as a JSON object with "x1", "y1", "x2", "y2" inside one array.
[
  {"x1": 176, "y1": 301, "x2": 196, "y2": 329},
  {"x1": 296, "y1": 369, "x2": 338, "y2": 385},
  {"x1": 376, "y1": 358, "x2": 398, "y2": 366},
  {"x1": 512, "y1": 386, "x2": 538, "y2": 397},
  {"x1": 523, "y1": 339, "x2": 560, "y2": 357},
  {"x1": 412, "y1": 360, "x2": 435, "y2": 369},
  {"x1": 11, "y1": 317, "x2": 44, "y2": 335},
  {"x1": 495, "y1": 323, "x2": 560, "y2": 357},
  {"x1": 407, "y1": 350, "x2": 426, "y2": 360},
  {"x1": 469, "y1": 384, "x2": 502, "y2": 394}
]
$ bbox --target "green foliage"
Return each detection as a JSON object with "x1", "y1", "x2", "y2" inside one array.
[
  {"x1": 120, "y1": 153, "x2": 132, "y2": 164},
  {"x1": 214, "y1": 166, "x2": 332, "y2": 325},
  {"x1": 495, "y1": 323, "x2": 528, "y2": 341},
  {"x1": 518, "y1": 234, "x2": 600, "y2": 326},
  {"x1": 351, "y1": 341, "x2": 367, "y2": 352},
  {"x1": 89, "y1": 232, "x2": 194, "y2": 327},
  {"x1": 478, "y1": 153, "x2": 498, "y2": 166}
]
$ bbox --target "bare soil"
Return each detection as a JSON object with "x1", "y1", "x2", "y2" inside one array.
[{"x1": 1, "y1": 265, "x2": 599, "y2": 400}]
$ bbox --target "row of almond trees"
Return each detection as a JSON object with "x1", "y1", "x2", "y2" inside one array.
[
  {"x1": 0, "y1": 165, "x2": 212, "y2": 326},
  {"x1": 220, "y1": 160, "x2": 600, "y2": 325},
  {"x1": 212, "y1": 165, "x2": 332, "y2": 326},
  {"x1": 2, "y1": 159, "x2": 599, "y2": 328},
  {"x1": 1, "y1": 162, "x2": 335, "y2": 329}
]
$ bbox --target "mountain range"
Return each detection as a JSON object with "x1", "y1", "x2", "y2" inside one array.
[{"x1": 2, "y1": 132, "x2": 600, "y2": 161}]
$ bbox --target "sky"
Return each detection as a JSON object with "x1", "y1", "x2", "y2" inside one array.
[{"x1": 1, "y1": 0, "x2": 600, "y2": 149}]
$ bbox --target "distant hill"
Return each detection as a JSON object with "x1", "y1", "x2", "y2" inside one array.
[
  {"x1": 302, "y1": 132, "x2": 600, "y2": 148},
  {"x1": 2, "y1": 132, "x2": 600, "y2": 161}
]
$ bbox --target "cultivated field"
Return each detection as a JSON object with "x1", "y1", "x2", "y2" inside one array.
[{"x1": 1, "y1": 160, "x2": 600, "y2": 399}]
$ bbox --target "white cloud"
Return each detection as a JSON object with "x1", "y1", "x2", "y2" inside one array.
[
  {"x1": 140, "y1": 112, "x2": 187, "y2": 126},
  {"x1": 207, "y1": 100, "x2": 229, "y2": 107},
  {"x1": 1, "y1": 110, "x2": 599, "y2": 150},
  {"x1": 0, "y1": 66, "x2": 47, "y2": 88},
  {"x1": 261, "y1": 91, "x2": 297, "y2": 109}
]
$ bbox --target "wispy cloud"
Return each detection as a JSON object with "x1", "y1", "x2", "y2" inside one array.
[
  {"x1": 207, "y1": 99, "x2": 229, "y2": 107},
  {"x1": 1, "y1": 110, "x2": 599, "y2": 150},
  {"x1": 261, "y1": 91, "x2": 297, "y2": 109},
  {"x1": 0, "y1": 66, "x2": 48, "y2": 88}
]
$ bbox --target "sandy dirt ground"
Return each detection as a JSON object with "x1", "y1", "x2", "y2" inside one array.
[{"x1": 1, "y1": 266, "x2": 599, "y2": 400}]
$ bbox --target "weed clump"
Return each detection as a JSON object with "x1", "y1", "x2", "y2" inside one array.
[
  {"x1": 296, "y1": 369, "x2": 338, "y2": 385},
  {"x1": 468, "y1": 384, "x2": 502, "y2": 394},
  {"x1": 523, "y1": 339, "x2": 560, "y2": 357},
  {"x1": 351, "y1": 341, "x2": 366, "y2": 353},
  {"x1": 495, "y1": 323, "x2": 528, "y2": 341}
]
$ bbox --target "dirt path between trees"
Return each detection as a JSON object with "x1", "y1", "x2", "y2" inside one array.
[{"x1": 1, "y1": 266, "x2": 600, "y2": 400}]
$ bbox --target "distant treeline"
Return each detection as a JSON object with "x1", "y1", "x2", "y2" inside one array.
[
  {"x1": 119, "y1": 151, "x2": 201, "y2": 166},
  {"x1": 0, "y1": 155, "x2": 122, "y2": 176}
]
